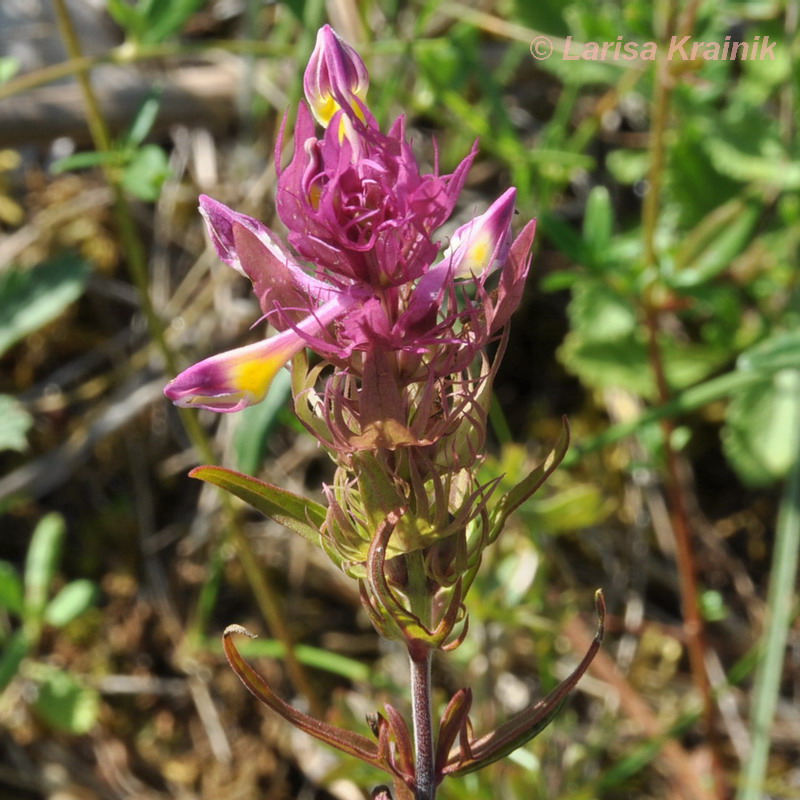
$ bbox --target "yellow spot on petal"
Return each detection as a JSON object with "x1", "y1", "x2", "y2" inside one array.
[
  {"x1": 315, "y1": 94, "x2": 339, "y2": 127},
  {"x1": 470, "y1": 240, "x2": 489, "y2": 266},
  {"x1": 314, "y1": 89, "x2": 368, "y2": 130},
  {"x1": 231, "y1": 355, "x2": 286, "y2": 404},
  {"x1": 455, "y1": 237, "x2": 490, "y2": 277}
]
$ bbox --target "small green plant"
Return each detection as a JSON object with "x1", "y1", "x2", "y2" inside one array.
[
  {"x1": 0, "y1": 254, "x2": 91, "y2": 452},
  {"x1": 0, "y1": 514, "x2": 100, "y2": 734},
  {"x1": 52, "y1": 90, "x2": 170, "y2": 202},
  {"x1": 106, "y1": 0, "x2": 210, "y2": 47}
]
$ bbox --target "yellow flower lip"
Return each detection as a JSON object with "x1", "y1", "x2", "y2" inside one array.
[{"x1": 165, "y1": 295, "x2": 356, "y2": 413}]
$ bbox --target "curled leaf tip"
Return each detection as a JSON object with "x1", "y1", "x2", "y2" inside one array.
[
  {"x1": 594, "y1": 588, "x2": 606, "y2": 640},
  {"x1": 224, "y1": 624, "x2": 258, "y2": 639}
]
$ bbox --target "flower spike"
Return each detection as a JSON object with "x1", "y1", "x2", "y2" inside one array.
[{"x1": 166, "y1": 26, "x2": 565, "y2": 799}]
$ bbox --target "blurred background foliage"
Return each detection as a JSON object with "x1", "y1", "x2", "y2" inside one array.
[{"x1": 0, "y1": 0, "x2": 798, "y2": 798}]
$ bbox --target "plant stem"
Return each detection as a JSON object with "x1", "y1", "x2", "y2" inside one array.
[
  {"x1": 736, "y1": 371, "x2": 800, "y2": 800},
  {"x1": 639, "y1": 2, "x2": 725, "y2": 795},
  {"x1": 0, "y1": 40, "x2": 290, "y2": 102},
  {"x1": 51, "y1": 0, "x2": 323, "y2": 717},
  {"x1": 410, "y1": 648, "x2": 435, "y2": 800},
  {"x1": 644, "y1": 312, "x2": 721, "y2": 781}
]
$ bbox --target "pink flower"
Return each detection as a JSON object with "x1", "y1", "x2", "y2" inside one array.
[
  {"x1": 164, "y1": 295, "x2": 356, "y2": 412},
  {"x1": 276, "y1": 103, "x2": 476, "y2": 287},
  {"x1": 165, "y1": 26, "x2": 535, "y2": 414}
]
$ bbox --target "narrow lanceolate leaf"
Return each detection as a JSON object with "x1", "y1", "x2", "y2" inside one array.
[
  {"x1": 383, "y1": 703, "x2": 415, "y2": 782},
  {"x1": 44, "y1": 579, "x2": 98, "y2": 628},
  {"x1": 435, "y1": 688, "x2": 473, "y2": 778},
  {"x1": 444, "y1": 591, "x2": 605, "y2": 776},
  {"x1": 0, "y1": 561, "x2": 24, "y2": 616},
  {"x1": 0, "y1": 630, "x2": 29, "y2": 692},
  {"x1": 737, "y1": 329, "x2": 800, "y2": 373},
  {"x1": 488, "y1": 417, "x2": 570, "y2": 540},
  {"x1": 24, "y1": 513, "x2": 66, "y2": 627},
  {"x1": 223, "y1": 626, "x2": 388, "y2": 772},
  {"x1": 189, "y1": 466, "x2": 327, "y2": 546}
]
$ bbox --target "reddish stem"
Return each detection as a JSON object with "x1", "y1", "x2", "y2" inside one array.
[
  {"x1": 644, "y1": 310, "x2": 726, "y2": 798},
  {"x1": 410, "y1": 647, "x2": 435, "y2": 800}
]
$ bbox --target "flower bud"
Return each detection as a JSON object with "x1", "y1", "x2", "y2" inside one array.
[
  {"x1": 304, "y1": 24, "x2": 370, "y2": 127},
  {"x1": 442, "y1": 187, "x2": 517, "y2": 279}
]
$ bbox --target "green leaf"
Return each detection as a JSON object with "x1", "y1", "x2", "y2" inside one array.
[
  {"x1": 414, "y1": 38, "x2": 469, "y2": 93},
  {"x1": 24, "y1": 513, "x2": 66, "y2": 626},
  {"x1": 122, "y1": 145, "x2": 170, "y2": 201},
  {"x1": 44, "y1": 580, "x2": 98, "y2": 628},
  {"x1": 539, "y1": 270, "x2": 580, "y2": 292},
  {"x1": 560, "y1": 280, "x2": 729, "y2": 398},
  {"x1": 671, "y1": 198, "x2": 760, "y2": 287},
  {"x1": 722, "y1": 369, "x2": 800, "y2": 487},
  {"x1": 528, "y1": 483, "x2": 612, "y2": 532},
  {"x1": 33, "y1": 669, "x2": 100, "y2": 734},
  {"x1": 606, "y1": 148, "x2": 649, "y2": 185},
  {"x1": 538, "y1": 212, "x2": 590, "y2": 267},
  {"x1": 489, "y1": 419, "x2": 570, "y2": 540},
  {"x1": 0, "y1": 561, "x2": 24, "y2": 616},
  {"x1": 50, "y1": 150, "x2": 122, "y2": 174},
  {"x1": 124, "y1": 88, "x2": 164, "y2": 148},
  {"x1": 668, "y1": 119, "x2": 740, "y2": 224},
  {"x1": 560, "y1": 333, "x2": 649, "y2": 394},
  {"x1": 582, "y1": 186, "x2": 613, "y2": 261},
  {"x1": 282, "y1": 0, "x2": 308, "y2": 21},
  {"x1": 661, "y1": 342, "x2": 730, "y2": 392},
  {"x1": 0, "y1": 255, "x2": 91, "y2": 357},
  {"x1": 568, "y1": 280, "x2": 637, "y2": 341},
  {"x1": 141, "y1": 0, "x2": 208, "y2": 44},
  {"x1": 189, "y1": 466, "x2": 326, "y2": 545},
  {"x1": 561, "y1": 333, "x2": 730, "y2": 399},
  {"x1": 539, "y1": 49, "x2": 625, "y2": 88},
  {"x1": 233, "y1": 369, "x2": 292, "y2": 475},
  {"x1": 0, "y1": 631, "x2": 29, "y2": 692},
  {"x1": 210, "y1": 637, "x2": 371, "y2": 683},
  {"x1": 106, "y1": 0, "x2": 145, "y2": 36},
  {"x1": 0, "y1": 394, "x2": 33, "y2": 453},
  {"x1": 701, "y1": 112, "x2": 800, "y2": 189},
  {"x1": 511, "y1": 0, "x2": 570, "y2": 36},
  {"x1": 737, "y1": 330, "x2": 800, "y2": 373}
]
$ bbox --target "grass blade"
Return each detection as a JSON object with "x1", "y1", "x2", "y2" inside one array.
[{"x1": 736, "y1": 370, "x2": 800, "y2": 800}]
